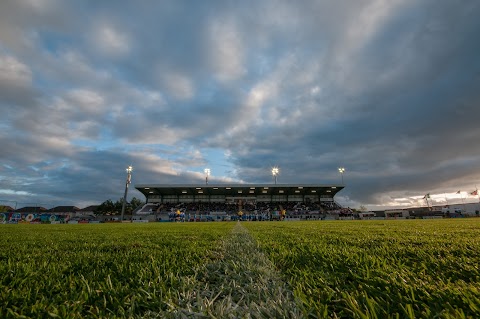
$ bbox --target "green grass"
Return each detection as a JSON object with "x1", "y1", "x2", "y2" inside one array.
[
  {"x1": 0, "y1": 223, "x2": 233, "y2": 318},
  {"x1": 244, "y1": 219, "x2": 480, "y2": 318},
  {"x1": 2, "y1": 220, "x2": 480, "y2": 318},
  {"x1": 145, "y1": 222, "x2": 302, "y2": 318}
]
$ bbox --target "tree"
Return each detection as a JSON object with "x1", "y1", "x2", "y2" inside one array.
[
  {"x1": 95, "y1": 197, "x2": 145, "y2": 215},
  {"x1": 97, "y1": 199, "x2": 115, "y2": 215},
  {"x1": 130, "y1": 197, "x2": 144, "y2": 211},
  {"x1": 114, "y1": 198, "x2": 125, "y2": 214}
]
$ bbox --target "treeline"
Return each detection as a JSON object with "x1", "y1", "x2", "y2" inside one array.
[{"x1": 96, "y1": 197, "x2": 144, "y2": 215}]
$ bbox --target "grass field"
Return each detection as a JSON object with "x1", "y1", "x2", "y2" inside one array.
[
  {"x1": 245, "y1": 219, "x2": 480, "y2": 318},
  {"x1": 1, "y1": 219, "x2": 480, "y2": 318},
  {"x1": 0, "y1": 223, "x2": 234, "y2": 318}
]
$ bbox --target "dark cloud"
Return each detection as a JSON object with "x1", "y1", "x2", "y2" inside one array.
[{"x1": 1, "y1": 0, "x2": 480, "y2": 209}]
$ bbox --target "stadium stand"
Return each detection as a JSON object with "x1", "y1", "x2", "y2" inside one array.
[{"x1": 133, "y1": 183, "x2": 347, "y2": 221}]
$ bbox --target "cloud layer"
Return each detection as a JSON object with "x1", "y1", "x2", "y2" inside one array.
[{"x1": 1, "y1": 0, "x2": 480, "y2": 209}]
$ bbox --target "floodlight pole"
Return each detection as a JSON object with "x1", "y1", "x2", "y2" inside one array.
[
  {"x1": 338, "y1": 167, "x2": 345, "y2": 184},
  {"x1": 204, "y1": 168, "x2": 210, "y2": 185},
  {"x1": 120, "y1": 166, "x2": 133, "y2": 222},
  {"x1": 272, "y1": 167, "x2": 279, "y2": 185}
]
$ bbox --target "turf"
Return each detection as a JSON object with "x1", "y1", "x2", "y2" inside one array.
[
  {"x1": 244, "y1": 219, "x2": 480, "y2": 318},
  {"x1": 0, "y1": 223, "x2": 233, "y2": 318},
  {"x1": 2, "y1": 219, "x2": 480, "y2": 318}
]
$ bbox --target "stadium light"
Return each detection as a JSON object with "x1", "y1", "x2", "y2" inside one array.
[
  {"x1": 338, "y1": 167, "x2": 345, "y2": 184},
  {"x1": 272, "y1": 167, "x2": 279, "y2": 184},
  {"x1": 204, "y1": 168, "x2": 211, "y2": 185},
  {"x1": 120, "y1": 165, "x2": 133, "y2": 222}
]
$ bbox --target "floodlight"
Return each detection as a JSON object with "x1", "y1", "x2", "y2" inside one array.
[
  {"x1": 272, "y1": 167, "x2": 279, "y2": 184},
  {"x1": 204, "y1": 168, "x2": 211, "y2": 185},
  {"x1": 338, "y1": 167, "x2": 345, "y2": 184}
]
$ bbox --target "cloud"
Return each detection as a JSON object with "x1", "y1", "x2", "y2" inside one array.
[
  {"x1": 0, "y1": 54, "x2": 32, "y2": 86},
  {"x1": 159, "y1": 71, "x2": 195, "y2": 100},
  {"x1": 0, "y1": 54, "x2": 36, "y2": 106},
  {"x1": 207, "y1": 17, "x2": 246, "y2": 82},
  {"x1": 1, "y1": 0, "x2": 480, "y2": 210},
  {"x1": 90, "y1": 22, "x2": 131, "y2": 57},
  {"x1": 64, "y1": 89, "x2": 105, "y2": 115}
]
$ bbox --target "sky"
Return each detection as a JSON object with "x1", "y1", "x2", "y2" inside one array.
[{"x1": 1, "y1": 0, "x2": 480, "y2": 210}]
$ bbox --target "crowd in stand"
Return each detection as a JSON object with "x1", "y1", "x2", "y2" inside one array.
[{"x1": 138, "y1": 200, "x2": 352, "y2": 221}]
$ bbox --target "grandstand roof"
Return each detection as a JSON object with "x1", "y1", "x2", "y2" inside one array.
[
  {"x1": 49, "y1": 206, "x2": 80, "y2": 213},
  {"x1": 79, "y1": 205, "x2": 99, "y2": 212},
  {"x1": 15, "y1": 206, "x2": 48, "y2": 212},
  {"x1": 135, "y1": 183, "x2": 344, "y2": 198}
]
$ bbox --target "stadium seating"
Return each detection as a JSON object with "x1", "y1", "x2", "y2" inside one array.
[{"x1": 133, "y1": 200, "x2": 349, "y2": 221}]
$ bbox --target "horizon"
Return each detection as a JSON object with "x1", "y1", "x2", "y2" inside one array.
[{"x1": 3, "y1": 190, "x2": 479, "y2": 212}]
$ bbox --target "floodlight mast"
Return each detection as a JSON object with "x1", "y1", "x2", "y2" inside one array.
[
  {"x1": 204, "y1": 168, "x2": 210, "y2": 185},
  {"x1": 338, "y1": 167, "x2": 345, "y2": 184},
  {"x1": 272, "y1": 167, "x2": 279, "y2": 184},
  {"x1": 120, "y1": 166, "x2": 133, "y2": 222}
]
